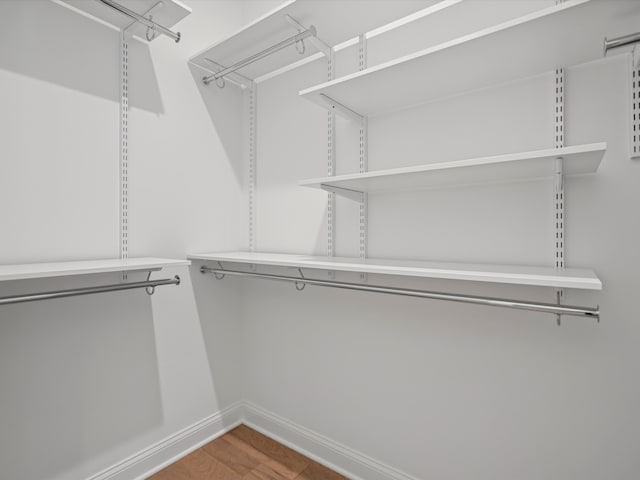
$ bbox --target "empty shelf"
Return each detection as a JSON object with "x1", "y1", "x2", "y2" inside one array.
[
  {"x1": 0, "y1": 258, "x2": 191, "y2": 282},
  {"x1": 300, "y1": 143, "x2": 606, "y2": 196},
  {"x1": 189, "y1": 0, "x2": 432, "y2": 81},
  {"x1": 189, "y1": 252, "x2": 602, "y2": 290},
  {"x1": 299, "y1": 0, "x2": 640, "y2": 117},
  {"x1": 56, "y1": 0, "x2": 191, "y2": 41}
]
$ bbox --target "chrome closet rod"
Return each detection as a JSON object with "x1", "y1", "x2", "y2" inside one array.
[
  {"x1": 0, "y1": 276, "x2": 180, "y2": 306},
  {"x1": 604, "y1": 31, "x2": 640, "y2": 54},
  {"x1": 96, "y1": 0, "x2": 181, "y2": 42},
  {"x1": 203, "y1": 26, "x2": 316, "y2": 85},
  {"x1": 200, "y1": 266, "x2": 599, "y2": 320}
]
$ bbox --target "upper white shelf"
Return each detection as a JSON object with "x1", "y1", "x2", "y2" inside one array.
[
  {"x1": 299, "y1": 0, "x2": 640, "y2": 117},
  {"x1": 0, "y1": 258, "x2": 191, "y2": 282},
  {"x1": 300, "y1": 143, "x2": 606, "y2": 196},
  {"x1": 56, "y1": 0, "x2": 191, "y2": 41},
  {"x1": 188, "y1": 251, "x2": 602, "y2": 291},
  {"x1": 189, "y1": 0, "x2": 432, "y2": 81}
]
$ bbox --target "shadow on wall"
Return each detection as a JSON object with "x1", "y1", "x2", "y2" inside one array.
[
  {"x1": 188, "y1": 63, "x2": 246, "y2": 186},
  {"x1": 189, "y1": 264, "x2": 243, "y2": 411},
  {"x1": 0, "y1": 275, "x2": 163, "y2": 480},
  {"x1": 0, "y1": 0, "x2": 163, "y2": 113}
]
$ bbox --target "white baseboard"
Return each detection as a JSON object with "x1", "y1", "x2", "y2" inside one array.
[
  {"x1": 86, "y1": 400, "x2": 418, "y2": 480},
  {"x1": 87, "y1": 401, "x2": 243, "y2": 480},
  {"x1": 242, "y1": 401, "x2": 421, "y2": 480}
]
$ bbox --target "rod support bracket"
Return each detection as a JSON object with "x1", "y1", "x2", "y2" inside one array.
[
  {"x1": 146, "y1": 271, "x2": 155, "y2": 295},
  {"x1": 98, "y1": 0, "x2": 181, "y2": 42}
]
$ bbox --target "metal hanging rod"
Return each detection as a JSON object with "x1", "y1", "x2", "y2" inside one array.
[
  {"x1": 0, "y1": 275, "x2": 180, "y2": 306},
  {"x1": 604, "y1": 31, "x2": 640, "y2": 55},
  {"x1": 200, "y1": 266, "x2": 599, "y2": 320},
  {"x1": 96, "y1": 0, "x2": 181, "y2": 43},
  {"x1": 203, "y1": 26, "x2": 316, "y2": 85}
]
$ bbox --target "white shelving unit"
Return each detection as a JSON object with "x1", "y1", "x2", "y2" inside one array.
[
  {"x1": 189, "y1": 2, "x2": 607, "y2": 319},
  {"x1": 189, "y1": 0, "x2": 431, "y2": 83},
  {"x1": 0, "y1": 258, "x2": 190, "y2": 282},
  {"x1": 189, "y1": 252, "x2": 601, "y2": 291},
  {"x1": 300, "y1": 143, "x2": 606, "y2": 197},
  {"x1": 56, "y1": 0, "x2": 191, "y2": 41},
  {"x1": 299, "y1": 0, "x2": 640, "y2": 117}
]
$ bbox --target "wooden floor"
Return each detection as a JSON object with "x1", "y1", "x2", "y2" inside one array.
[{"x1": 148, "y1": 425, "x2": 349, "y2": 480}]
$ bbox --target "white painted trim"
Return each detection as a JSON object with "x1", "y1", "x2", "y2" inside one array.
[
  {"x1": 87, "y1": 402, "x2": 243, "y2": 480},
  {"x1": 242, "y1": 401, "x2": 422, "y2": 480},
  {"x1": 85, "y1": 400, "x2": 420, "y2": 480}
]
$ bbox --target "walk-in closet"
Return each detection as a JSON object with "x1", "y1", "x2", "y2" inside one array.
[{"x1": 1, "y1": 1, "x2": 639, "y2": 479}]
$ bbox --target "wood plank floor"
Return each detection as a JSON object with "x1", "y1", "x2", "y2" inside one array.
[{"x1": 148, "y1": 425, "x2": 349, "y2": 480}]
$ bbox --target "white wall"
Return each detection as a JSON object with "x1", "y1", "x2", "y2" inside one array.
[
  {"x1": 0, "y1": 1, "x2": 249, "y2": 479},
  {"x1": 3, "y1": 2, "x2": 640, "y2": 480},
  {"x1": 241, "y1": 2, "x2": 640, "y2": 480}
]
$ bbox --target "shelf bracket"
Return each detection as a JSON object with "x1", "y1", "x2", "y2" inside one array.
[
  {"x1": 320, "y1": 184, "x2": 364, "y2": 202},
  {"x1": 318, "y1": 94, "x2": 364, "y2": 123},
  {"x1": 285, "y1": 14, "x2": 331, "y2": 58}
]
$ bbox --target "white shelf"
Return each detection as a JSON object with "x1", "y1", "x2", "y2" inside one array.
[
  {"x1": 189, "y1": 0, "x2": 430, "y2": 81},
  {"x1": 300, "y1": 143, "x2": 606, "y2": 197},
  {"x1": 56, "y1": 0, "x2": 191, "y2": 41},
  {"x1": 0, "y1": 258, "x2": 191, "y2": 282},
  {"x1": 189, "y1": 252, "x2": 602, "y2": 291},
  {"x1": 299, "y1": 0, "x2": 640, "y2": 117}
]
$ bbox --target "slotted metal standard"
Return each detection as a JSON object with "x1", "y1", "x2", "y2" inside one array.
[
  {"x1": 249, "y1": 83, "x2": 257, "y2": 252},
  {"x1": 120, "y1": 33, "x2": 129, "y2": 279},
  {"x1": 631, "y1": 53, "x2": 640, "y2": 158},
  {"x1": 554, "y1": 67, "x2": 566, "y2": 325},
  {"x1": 553, "y1": 0, "x2": 566, "y2": 325},
  {"x1": 327, "y1": 49, "x2": 336, "y2": 259},
  {"x1": 197, "y1": 13, "x2": 320, "y2": 253},
  {"x1": 358, "y1": 34, "x2": 368, "y2": 264}
]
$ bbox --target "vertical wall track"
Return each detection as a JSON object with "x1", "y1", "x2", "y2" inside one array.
[
  {"x1": 631, "y1": 53, "x2": 640, "y2": 157},
  {"x1": 120, "y1": 33, "x2": 129, "y2": 278},
  {"x1": 327, "y1": 50, "x2": 336, "y2": 258},
  {"x1": 358, "y1": 35, "x2": 368, "y2": 262},
  {"x1": 249, "y1": 83, "x2": 257, "y2": 252}
]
